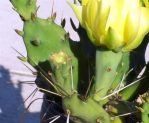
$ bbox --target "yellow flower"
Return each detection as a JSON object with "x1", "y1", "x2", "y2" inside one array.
[{"x1": 68, "y1": 0, "x2": 149, "y2": 51}]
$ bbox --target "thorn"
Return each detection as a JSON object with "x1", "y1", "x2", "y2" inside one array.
[
  {"x1": 20, "y1": 98, "x2": 44, "y2": 123},
  {"x1": 20, "y1": 15, "x2": 26, "y2": 21},
  {"x1": 35, "y1": 6, "x2": 40, "y2": 15},
  {"x1": 66, "y1": 109, "x2": 70, "y2": 123},
  {"x1": 22, "y1": 62, "x2": 35, "y2": 73},
  {"x1": 17, "y1": 56, "x2": 27, "y2": 62},
  {"x1": 10, "y1": 70, "x2": 35, "y2": 77},
  {"x1": 65, "y1": 33, "x2": 70, "y2": 41},
  {"x1": 15, "y1": 29, "x2": 24, "y2": 36},
  {"x1": 12, "y1": 47, "x2": 25, "y2": 58},
  {"x1": 37, "y1": 87, "x2": 62, "y2": 97},
  {"x1": 61, "y1": 18, "x2": 66, "y2": 28},
  {"x1": 32, "y1": 72, "x2": 38, "y2": 75},
  {"x1": 51, "y1": 0, "x2": 54, "y2": 17},
  {"x1": 47, "y1": 12, "x2": 56, "y2": 21},
  {"x1": 135, "y1": 106, "x2": 144, "y2": 112},
  {"x1": 23, "y1": 88, "x2": 38, "y2": 104},
  {"x1": 12, "y1": 7, "x2": 17, "y2": 11},
  {"x1": 31, "y1": 13, "x2": 36, "y2": 21},
  {"x1": 51, "y1": 12, "x2": 56, "y2": 21},
  {"x1": 49, "y1": 115, "x2": 61, "y2": 123}
]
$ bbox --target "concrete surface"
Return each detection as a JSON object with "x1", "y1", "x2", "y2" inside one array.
[{"x1": 0, "y1": 0, "x2": 149, "y2": 123}]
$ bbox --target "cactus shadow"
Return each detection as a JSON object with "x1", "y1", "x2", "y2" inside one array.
[{"x1": 0, "y1": 65, "x2": 40, "y2": 123}]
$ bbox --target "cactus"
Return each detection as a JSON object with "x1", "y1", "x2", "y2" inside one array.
[
  {"x1": 10, "y1": 0, "x2": 149, "y2": 123},
  {"x1": 10, "y1": 0, "x2": 37, "y2": 20},
  {"x1": 141, "y1": 93, "x2": 149, "y2": 123}
]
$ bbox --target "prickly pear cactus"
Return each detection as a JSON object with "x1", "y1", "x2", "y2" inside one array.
[
  {"x1": 10, "y1": 0, "x2": 149, "y2": 123},
  {"x1": 10, "y1": 0, "x2": 37, "y2": 20}
]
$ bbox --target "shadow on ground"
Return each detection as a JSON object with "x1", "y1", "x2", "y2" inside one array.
[{"x1": 0, "y1": 65, "x2": 40, "y2": 123}]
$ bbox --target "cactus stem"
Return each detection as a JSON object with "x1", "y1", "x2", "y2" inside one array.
[
  {"x1": 15, "y1": 29, "x2": 24, "y2": 36},
  {"x1": 63, "y1": 93, "x2": 111, "y2": 123},
  {"x1": 93, "y1": 50, "x2": 122, "y2": 101}
]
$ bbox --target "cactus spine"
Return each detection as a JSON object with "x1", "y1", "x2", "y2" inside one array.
[{"x1": 10, "y1": 0, "x2": 149, "y2": 123}]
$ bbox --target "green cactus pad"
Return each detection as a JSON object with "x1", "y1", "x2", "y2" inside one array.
[
  {"x1": 62, "y1": 93, "x2": 111, "y2": 123},
  {"x1": 22, "y1": 17, "x2": 78, "y2": 93},
  {"x1": 10, "y1": 0, "x2": 37, "y2": 20}
]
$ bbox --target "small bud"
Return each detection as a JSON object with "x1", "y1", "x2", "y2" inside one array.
[
  {"x1": 51, "y1": 12, "x2": 57, "y2": 21},
  {"x1": 61, "y1": 19, "x2": 66, "y2": 28},
  {"x1": 15, "y1": 29, "x2": 24, "y2": 36},
  {"x1": 49, "y1": 51, "x2": 71, "y2": 65}
]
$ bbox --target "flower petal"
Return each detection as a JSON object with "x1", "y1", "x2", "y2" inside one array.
[
  {"x1": 124, "y1": 8, "x2": 141, "y2": 44},
  {"x1": 83, "y1": 0, "x2": 98, "y2": 30},
  {"x1": 123, "y1": 7, "x2": 149, "y2": 51},
  {"x1": 93, "y1": 0, "x2": 110, "y2": 38}
]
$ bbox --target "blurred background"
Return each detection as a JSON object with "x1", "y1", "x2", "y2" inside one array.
[{"x1": 0, "y1": 0, "x2": 149, "y2": 123}]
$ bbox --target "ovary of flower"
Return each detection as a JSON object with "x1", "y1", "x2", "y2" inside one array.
[{"x1": 68, "y1": 0, "x2": 149, "y2": 51}]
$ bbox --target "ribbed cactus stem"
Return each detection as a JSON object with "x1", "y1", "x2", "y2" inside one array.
[
  {"x1": 49, "y1": 51, "x2": 76, "y2": 96},
  {"x1": 93, "y1": 49, "x2": 122, "y2": 101},
  {"x1": 141, "y1": 92, "x2": 149, "y2": 123},
  {"x1": 111, "y1": 52, "x2": 130, "y2": 90},
  {"x1": 16, "y1": 17, "x2": 79, "y2": 95},
  {"x1": 62, "y1": 93, "x2": 111, "y2": 123}
]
